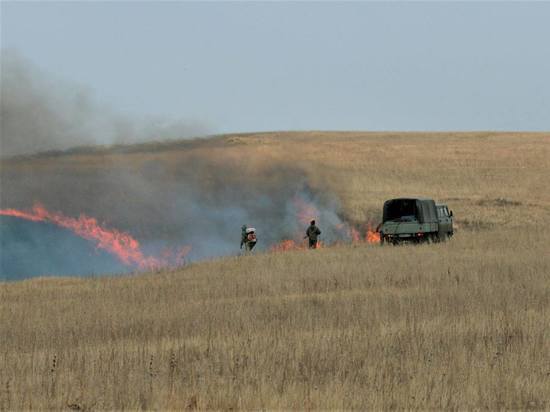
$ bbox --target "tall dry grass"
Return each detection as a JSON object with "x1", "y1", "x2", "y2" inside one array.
[{"x1": 1, "y1": 132, "x2": 550, "y2": 409}]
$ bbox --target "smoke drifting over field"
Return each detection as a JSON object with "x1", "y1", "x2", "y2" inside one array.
[
  {"x1": 0, "y1": 53, "x2": 378, "y2": 280},
  {"x1": 0, "y1": 144, "x2": 378, "y2": 280},
  {"x1": 0, "y1": 50, "x2": 209, "y2": 157}
]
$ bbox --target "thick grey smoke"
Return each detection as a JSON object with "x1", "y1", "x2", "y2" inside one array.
[
  {"x1": 0, "y1": 50, "x2": 209, "y2": 157},
  {"x1": 0, "y1": 53, "x2": 374, "y2": 280},
  {"x1": 0, "y1": 148, "x2": 369, "y2": 280}
]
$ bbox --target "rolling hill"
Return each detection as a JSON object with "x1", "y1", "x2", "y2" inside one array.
[{"x1": 1, "y1": 131, "x2": 549, "y2": 409}]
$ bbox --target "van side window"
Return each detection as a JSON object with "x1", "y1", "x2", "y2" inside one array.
[{"x1": 437, "y1": 206, "x2": 450, "y2": 218}]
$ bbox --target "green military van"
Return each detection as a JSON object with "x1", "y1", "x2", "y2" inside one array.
[{"x1": 379, "y1": 198, "x2": 453, "y2": 245}]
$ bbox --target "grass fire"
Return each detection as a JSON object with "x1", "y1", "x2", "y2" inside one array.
[
  {"x1": 1, "y1": 131, "x2": 549, "y2": 410},
  {"x1": 1, "y1": 193, "x2": 379, "y2": 277},
  {"x1": 1, "y1": 204, "x2": 191, "y2": 272}
]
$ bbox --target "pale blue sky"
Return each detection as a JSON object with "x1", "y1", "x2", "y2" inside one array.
[{"x1": 2, "y1": 1, "x2": 549, "y2": 133}]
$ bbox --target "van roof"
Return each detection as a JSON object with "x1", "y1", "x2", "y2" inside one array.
[{"x1": 384, "y1": 197, "x2": 433, "y2": 203}]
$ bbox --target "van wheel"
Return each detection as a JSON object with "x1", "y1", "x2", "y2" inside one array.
[{"x1": 380, "y1": 235, "x2": 385, "y2": 246}]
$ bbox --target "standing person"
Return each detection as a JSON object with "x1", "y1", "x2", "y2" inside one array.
[
  {"x1": 305, "y1": 220, "x2": 321, "y2": 249},
  {"x1": 241, "y1": 225, "x2": 257, "y2": 252}
]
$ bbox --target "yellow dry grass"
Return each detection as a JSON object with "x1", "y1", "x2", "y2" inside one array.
[{"x1": 1, "y1": 131, "x2": 550, "y2": 409}]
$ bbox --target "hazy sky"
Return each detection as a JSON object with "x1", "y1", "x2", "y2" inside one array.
[{"x1": 2, "y1": 1, "x2": 549, "y2": 133}]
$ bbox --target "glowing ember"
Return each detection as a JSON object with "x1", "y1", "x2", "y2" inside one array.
[{"x1": 0, "y1": 204, "x2": 190, "y2": 270}]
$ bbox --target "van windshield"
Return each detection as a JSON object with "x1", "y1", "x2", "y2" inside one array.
[{"x1": 384, "y1": 199, "x2": 417, "y2": 222}]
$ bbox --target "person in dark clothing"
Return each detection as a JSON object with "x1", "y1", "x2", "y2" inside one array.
[{"x1": 305, "y1": 220, "x2": 321, "y2": 249}]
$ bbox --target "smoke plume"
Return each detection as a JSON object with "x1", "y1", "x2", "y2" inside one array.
[
  {"x1": 0, "y1": 53, "x2": 379, "y2": 280},
  {"x1": 1, "y1": 148, "x2": 378, "y2": 280},
  {"x1": 0, "y1": 50, "x2": 209, "y2": 157}
]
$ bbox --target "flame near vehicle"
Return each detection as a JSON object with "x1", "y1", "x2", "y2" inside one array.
[
  {"x1": 270, "y1": 195, "x2": 380, "y2": 252},
  {"x1": 1, "y1": 194, "x2": 380, "y2": 274}
]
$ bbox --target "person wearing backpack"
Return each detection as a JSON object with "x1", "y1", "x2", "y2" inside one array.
[{"x1": 240, "y1": 225, "x2": 257, "y2": 251}]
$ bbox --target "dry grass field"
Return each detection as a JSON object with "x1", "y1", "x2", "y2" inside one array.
[{"x1": 1, "y1": 131, "x2": 550, "y2": 409}]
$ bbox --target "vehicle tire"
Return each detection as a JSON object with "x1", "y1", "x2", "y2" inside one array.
[{"x1": 380, "y1": 235, "x2": 385, "y2": 246}]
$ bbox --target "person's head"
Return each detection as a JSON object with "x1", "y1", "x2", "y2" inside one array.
[{"x1": 310, "y1": 220, "x2": 316, "y2": 226}]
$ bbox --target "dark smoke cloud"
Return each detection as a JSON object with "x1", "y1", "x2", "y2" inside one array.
[{"x1": 0, "y1": 50, "x2": 210, "y2": 157}]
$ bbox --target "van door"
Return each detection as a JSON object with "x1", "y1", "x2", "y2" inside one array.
[{"x1": 437, "y1": 206, "x2": 452, "y2": 239}]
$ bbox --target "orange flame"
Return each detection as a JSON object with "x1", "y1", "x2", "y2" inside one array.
[
  {"x1": 273, "y1": 196, "x2": 381, "y2": 253},
  {"x1": 0, "y1": 204, "x2": 190, "y2": 270},
  {"x1": 335, "y1": 222, "x2": 379, "y2": 244},
  {"x1": 366, "y1": 227, "x2": 380, "y2": 243},
  {"x1": 0, "y1": 208, "x2": 45, "y2": 222},
  {"x1": 270, "y1": 239, "x2": 324, "y2": 252},
  {"x1": 270, "y1": 239, "x2": 302, "y2": 252}
]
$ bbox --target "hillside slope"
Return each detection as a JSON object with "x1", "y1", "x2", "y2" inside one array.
[
  {"x1": 1, "y1": 131, "x2": 550, "y2": 408},
  {"x1": 1, "y1": 229, "x2": 549, "y2": 409},
  {"x1": 3, "y1": 131, "x2": 549, "y2": 235}
]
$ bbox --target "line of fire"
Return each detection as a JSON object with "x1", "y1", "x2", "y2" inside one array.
[{"x1": 1, "y1": 197, "x2": 453, "y2": 276}]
